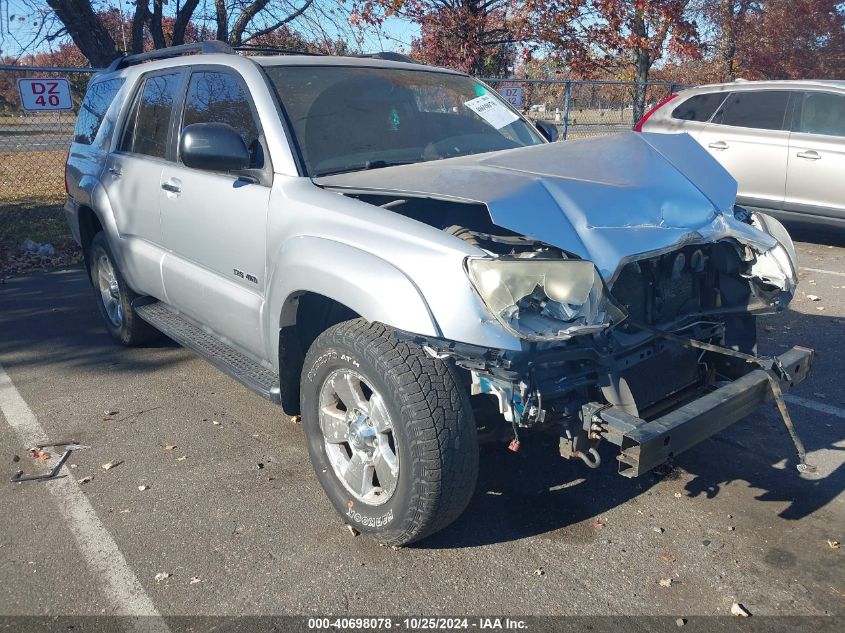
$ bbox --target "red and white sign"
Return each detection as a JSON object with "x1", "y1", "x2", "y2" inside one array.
[{"x1": 17, "y1": 78, "x2": 73, "y2": 111}]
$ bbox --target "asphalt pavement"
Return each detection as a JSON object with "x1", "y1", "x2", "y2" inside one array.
[{"x1": 0, "y1": 231, "x2": 843, "y2": 622}]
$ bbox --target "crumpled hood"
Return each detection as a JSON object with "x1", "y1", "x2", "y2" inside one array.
[{"x1": 316, "y1": 132, "x2": 777, "y2": 279}]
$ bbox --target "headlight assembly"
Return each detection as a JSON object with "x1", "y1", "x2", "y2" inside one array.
[{"x1": 466, "y1": 258, "x2": 626, "y2": 341}]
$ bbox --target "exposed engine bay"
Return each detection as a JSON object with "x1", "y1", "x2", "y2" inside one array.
[{"x1": 335, "y1": 189, "x2": 811, "y2": 475}]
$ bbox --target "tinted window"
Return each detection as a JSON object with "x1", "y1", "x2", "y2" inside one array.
[
  {"x1": 264, "y1": 66, "x2": 543, "y2": 177},
  {"x1": 119, "y1": 73, "x2": 181, "y2": 158},
  {"x1": 73, "y1": 78, "x2": 124, "y2": 144},
  {"x1": 714, "y1": 90, "x2": 790, "y2": 130},
  {"x1": 671, "y1": 92, "x2": 727, "y2": 122},
  {"x1": 182, "y1": 71, "x2": 260, "y2": 163},
  {"x1": 796, "y1": 92, "x2": 845, "y2": 137}
]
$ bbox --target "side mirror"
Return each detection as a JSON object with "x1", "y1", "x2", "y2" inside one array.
[
  {"x1": 534, "y1": 120, "x2": 559, "y2": 143},
  {"x1": 179, "y1": 122, "x2": 250, "y2": 172}
]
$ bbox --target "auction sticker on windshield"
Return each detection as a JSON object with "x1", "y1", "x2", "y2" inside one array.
[{"x1": 464, "y1": 94, "x2": 519, "y2": 129}]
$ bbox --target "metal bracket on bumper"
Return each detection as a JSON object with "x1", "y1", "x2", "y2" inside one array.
[{"x1": 594, "y1": 346, "x2": 814, "y2": 478}]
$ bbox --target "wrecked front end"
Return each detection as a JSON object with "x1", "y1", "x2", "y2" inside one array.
[
  {"x1": 318, "y1": 132, "x2": 814, "y2": 476},
  {"x1": 408, "y1": 218, "x2": 813, "y2": 476}
]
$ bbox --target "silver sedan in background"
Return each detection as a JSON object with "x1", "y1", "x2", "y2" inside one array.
[{"x1": 639, "y1": 79, "x2": 845, "y2": 227}]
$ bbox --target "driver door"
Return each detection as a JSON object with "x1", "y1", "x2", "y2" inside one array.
[{"x1": 160, "y1": 67, "x2": 272, "y2": 358}]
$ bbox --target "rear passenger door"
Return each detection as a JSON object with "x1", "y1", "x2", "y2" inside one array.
[
  {"x1": 160, "y1": 67, "x2": 271, "y2": 358},
  {"x1": 785, "y1": 91, "x2": 845, "y2": 221},
  {"x1": 103, "y1": 69, "x2": 185, "y2": 299},
  {"x1": 697, "y1": 90, "x2": 791, "y2": 211}
]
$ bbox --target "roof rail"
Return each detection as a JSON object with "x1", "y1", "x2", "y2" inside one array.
[
  {"x1": 105, "y1": 41, "x2": 234, "y2": 73},
  {"x1": 357, "y1": 51, "x2": 419, "y2": 64},
  {"x1": 232, "y1": 45, "x2": 324, "y2": 57}
]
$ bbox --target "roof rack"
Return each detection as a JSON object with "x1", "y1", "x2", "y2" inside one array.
[
  {"x1": 232, "y1": 45, "x2": 324, "y2": 57},
  {"x1": 356, "y1": 51, "x2": 418, "y2": 64},
  {"x1": 105, "y1": 41, "x2": 234, "y2": 73}
]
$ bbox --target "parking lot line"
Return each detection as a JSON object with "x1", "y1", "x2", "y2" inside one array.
[
  {"x1": 0, "y1": 362, "x2": 169, "y2": 627},
  {"x1": 784, "y1": 393, "x2": 845, "y2": 419},
  {"x1": 800, "y1": 266, "x2": 845, "y2": 278}
]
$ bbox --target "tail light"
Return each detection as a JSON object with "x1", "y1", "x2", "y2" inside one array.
[{"x1": 634, "y1": 93, "x2": 679, "y2": 132}]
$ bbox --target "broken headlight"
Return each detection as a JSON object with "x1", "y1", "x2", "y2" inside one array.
[{"x1": 466, "y1": 258, "x2": 626, "y2": 341}]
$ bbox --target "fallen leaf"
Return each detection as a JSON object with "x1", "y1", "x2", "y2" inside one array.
[
  {"x1": 807, "y1": 294, "x2": 821, "y2": 301},
  {"x1": 532, "y1": 568, "x2": 545, "y2": 577},
  {"x1": 176, "y1": 455, "x2": 187, "y2": 461},
  {"x1": 828, "y1": 540, "x2": 840, "y2": 549},
  {"x1": 290, "y1": 415, "x2": 301, "y2": 424},
  {"x1": 675, "y1": 618, "x2": 687, "y2": 627},
  {"x1": 674, "y1": 492, "x2": 682, "y2": 498},
  {"x1": 189, "y1": 577, "x2": 202, "y2": 585},
  {"x1": 138, "y1": 484, "x2": 149, "y2": 491},
  {"x1": 164, "y1": 444, "x2": 177, "y2": 452},
  {"x1": 817, "y1": 306, "x2": 826, "y2": 311},
  {"x1": 212, "y1": 420, "x2": 220, "y2": 426},
  {"x1": 730, "y1": 603, "x2": 751, "y2": 617},
  {"x1": 592, "y1": 519, "x2": 606, "y2": 529},
  {"x1": 69, "y1": 464, "x2": 78, "y2": 469},
  {"x1": 104, "y1": 410, "x2": 119, "y2": 416},
  {"x1": 659, "y1": 578, "x2": 673, "y2": 587},
  {"x1": 660, "y1": 553, "x2": 675, "y2": 564},
  {"x1": 101, "y1": 460, "x2": 122, "y2": 471},
  {"x1": 77, "y1": 476, "x2": 92, "y2": 485},
  {"x1": 154, "y1": 572, "x2": 171, "y2": 582},
  {"x1": 346, "y1": 525, "x2": 360, "y2": 537},
  {"x1": 654, "y1": 527, "x2": 665, "y2": 534},
  {"x1": 28, "y1": 448, "x2": 50, "y2": 461}
]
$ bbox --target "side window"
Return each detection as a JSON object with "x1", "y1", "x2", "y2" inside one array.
[
  {"x1": 118, "y1": 73, "x2": 181, "y2": 158},
  {"x1": 795, "y1": 92, "x2": 845, "y2": 137},
  {"x1": 181, "y1": 71, "x2": 261, "y2": 167},
  {"x1": 671, "y1": 92, "x2": 727, "y2": 122},
  {"x1": 73, "y1": 78, "x2": 124, "y2": 144},
  {"x1": 713, "y1": 90, "x2": 790, "y2": 130}
]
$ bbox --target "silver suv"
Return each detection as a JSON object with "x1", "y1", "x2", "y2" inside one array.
[
  {"x1": 65, "y1": 42, "x2": 813, "y2": 545},
  {"x1": 639, "y1": 79, "x2": 845, "y2": 227}
]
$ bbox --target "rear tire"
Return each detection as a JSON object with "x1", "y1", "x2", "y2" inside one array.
[
  {"x1": 87, "y1": 232, "x2": 158, "y2": 346},
  {"x1": 301, "y1": 319, "x2": 478, "y2": 545}
]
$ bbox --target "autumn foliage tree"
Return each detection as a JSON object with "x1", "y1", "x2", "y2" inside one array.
[{"x1": 527, "y1": 0, "x2": 700, "y2": 121}]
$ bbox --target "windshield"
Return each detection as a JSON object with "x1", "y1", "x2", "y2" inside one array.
[{"x1": 263, "y1": 65, "x2": 544, "y2": 177}]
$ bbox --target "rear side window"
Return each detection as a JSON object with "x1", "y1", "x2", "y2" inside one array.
[
  {"x1": 671, "y1": 92, "x2": 727, "y2": 122},
  {"x1": 73, "y1": 78, "x2": 124, "y2": 144},
  {"x1": 713, "y1": 90, "x2": 790, "y2": 130},
  {"x1": 795, "y1": 92, "x2": 845, "y2": 137},
  {"x1": 119, "y1": 73, "x2": 181, "y2": 158}
]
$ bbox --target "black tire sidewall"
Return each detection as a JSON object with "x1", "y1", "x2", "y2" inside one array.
[
  {"x1": 301, "y1": 342, "x2": 420, "y2": 540},
  {"x1": 88, "y1": 233, "x2": 135, "y2": 344}
]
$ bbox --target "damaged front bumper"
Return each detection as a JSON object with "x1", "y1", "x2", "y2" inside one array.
[{"x1": 588, "y1": 346, "x2": 814, "y2": 477}]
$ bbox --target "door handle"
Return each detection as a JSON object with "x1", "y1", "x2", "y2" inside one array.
[
  {"x1": 708, "y1": 141, "x2": 729, "y2": 150},
  {"x1": 108, "y1": 166, "x2": 121, "y2": 177},
  {"x1": 161, "y1": 182, "x2": 182, "y2": 194},
  {"x1": 796, "y1": 150, "x2": 821, "y2": 160}
]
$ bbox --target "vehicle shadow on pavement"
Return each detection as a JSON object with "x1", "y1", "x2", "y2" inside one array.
[
  {"x1": 0, "y1": 267, "x2": 185, "y2": 374},
  {"x1": 424, "y1": 310, "x2": 845, "y2": 548}
]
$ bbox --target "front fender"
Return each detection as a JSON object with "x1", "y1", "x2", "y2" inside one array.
[{"x1": 264, "y1": 236, "x2": 440, "y2": 365}]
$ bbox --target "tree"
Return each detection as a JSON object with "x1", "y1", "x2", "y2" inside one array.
[
  {"x1": 353, "y1": 1, "x2": 531, "y2": 75},
  {"x1": 20, "y1": 0, "x2": 320, "y2": 67},
  {"x1": 527, "y1": 0, "x2": 701, "y2": 121}
]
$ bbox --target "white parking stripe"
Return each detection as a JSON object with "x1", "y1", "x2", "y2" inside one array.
[
  {"x1": 800, "y1": 266, "x2": 845, "y2": 278},
  {"x1": 784, "y1": 394, "x2": 845, "y2": 419},
  {"x1": 0, "y1": 363, "x2": 169, "y2": 628}
]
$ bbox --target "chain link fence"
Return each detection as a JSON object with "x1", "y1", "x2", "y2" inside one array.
[
  {"x1": 484, "y1": 78, "x2": 688, "y2": 139},
  {"x1": 0, "y1": 65, "x2": 689, "y2": 206},
  {"x1": 0, "y1": 65, "x2": 96, "y2": 206}
]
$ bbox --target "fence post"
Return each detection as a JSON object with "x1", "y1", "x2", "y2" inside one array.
[{"x1": 562, "y1": 80, "x2": 571, "y2": 141}]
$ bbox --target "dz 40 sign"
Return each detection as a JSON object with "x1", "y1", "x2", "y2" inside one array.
[{"x1": 17, "y1": 78, "x2": 73, "y2": 111}]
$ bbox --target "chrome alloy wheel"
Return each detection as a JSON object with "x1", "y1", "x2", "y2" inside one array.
[
  {"x1": 96, "y1": 253, "x2": 123, "y2": 327},
  {"x1": 318, "y1": 369, "x2": 400, "y2": 505}
]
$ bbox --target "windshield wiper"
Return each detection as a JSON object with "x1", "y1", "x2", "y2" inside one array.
[{"x1": 315, "y1": 160, "x2": 415, "y2": 178}]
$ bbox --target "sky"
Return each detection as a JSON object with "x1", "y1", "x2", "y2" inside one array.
[{"x1": 0, "y1": 0, "x2": 420, "y2": 61}]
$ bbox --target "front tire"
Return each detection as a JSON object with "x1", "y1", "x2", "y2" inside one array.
[
  {"x1": 301, "y1": 319, "x2": 478, "y2": 545},
  {"x1": 87, "y1": 232, "x2": 158, "y2": 346}
]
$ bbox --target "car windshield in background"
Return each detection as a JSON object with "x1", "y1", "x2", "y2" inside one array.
[{"x1": 263, "y1": 65, "x2": 544, "y2": 177}]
